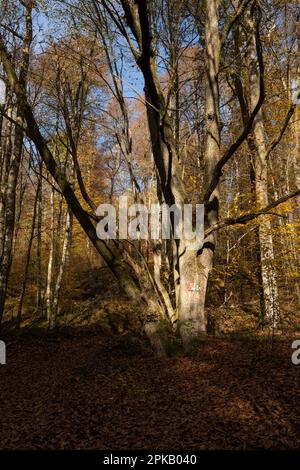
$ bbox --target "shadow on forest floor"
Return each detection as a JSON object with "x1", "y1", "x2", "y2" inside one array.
[{"x1": 0, "y1": 326, "x2": 299, "y2": 449}]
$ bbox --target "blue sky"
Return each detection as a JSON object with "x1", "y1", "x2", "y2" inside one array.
[{"x1": 33, "y1": 6, "x2": 145, "y2": 101}]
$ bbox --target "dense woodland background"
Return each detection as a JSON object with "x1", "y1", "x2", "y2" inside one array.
[{"x1": 0, "y1": 0, "x2": 299, "y2": 342}]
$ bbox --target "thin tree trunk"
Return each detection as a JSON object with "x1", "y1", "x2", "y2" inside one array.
[
  {"x1": 247, "y1": 6, "x2": 279, "y2": 329},
  {"x1": 49, "y1": 208, "x2": 73, "y2": 329},
  {"x1": 178, "y1": 0, "x2": 221, "y2": 344},
  {"x1": 17, "y1": 178, "x2": 40, "y2": 327},
  {"x1": 45, "y1": 184, "x2": 55, "y2": 322}
]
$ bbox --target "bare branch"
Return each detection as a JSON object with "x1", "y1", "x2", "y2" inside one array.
[
  {"x1": 205, "y1": 189, "x2": 300, "y2": 237},
  {"x1": 265, "y1": 103, "x2": 297, "y2": 161},
  {"x1": 0, "y1": 23, "x2": 24, "y2": 40}
]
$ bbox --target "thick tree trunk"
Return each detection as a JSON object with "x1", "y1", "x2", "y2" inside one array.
[
  {"x1": 178, "y1": 246, "x2": 207, "y2": 343},
  {"x1": 0, "y1": 102, "x2": 13, "y2": 253},
  {"x1": 153, "y1": 240, "x2": 177, "y2": 327},
  {"x1": 36, "y1": 165, "x2": 43, "y2": 309},
  {"x1": 178, "y1": 0, "x2": 221, "y2": 344}
]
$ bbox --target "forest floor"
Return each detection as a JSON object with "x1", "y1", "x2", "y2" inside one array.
[{"x1": 0, "y1": 327, "x2": 299, "y2": 450}]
